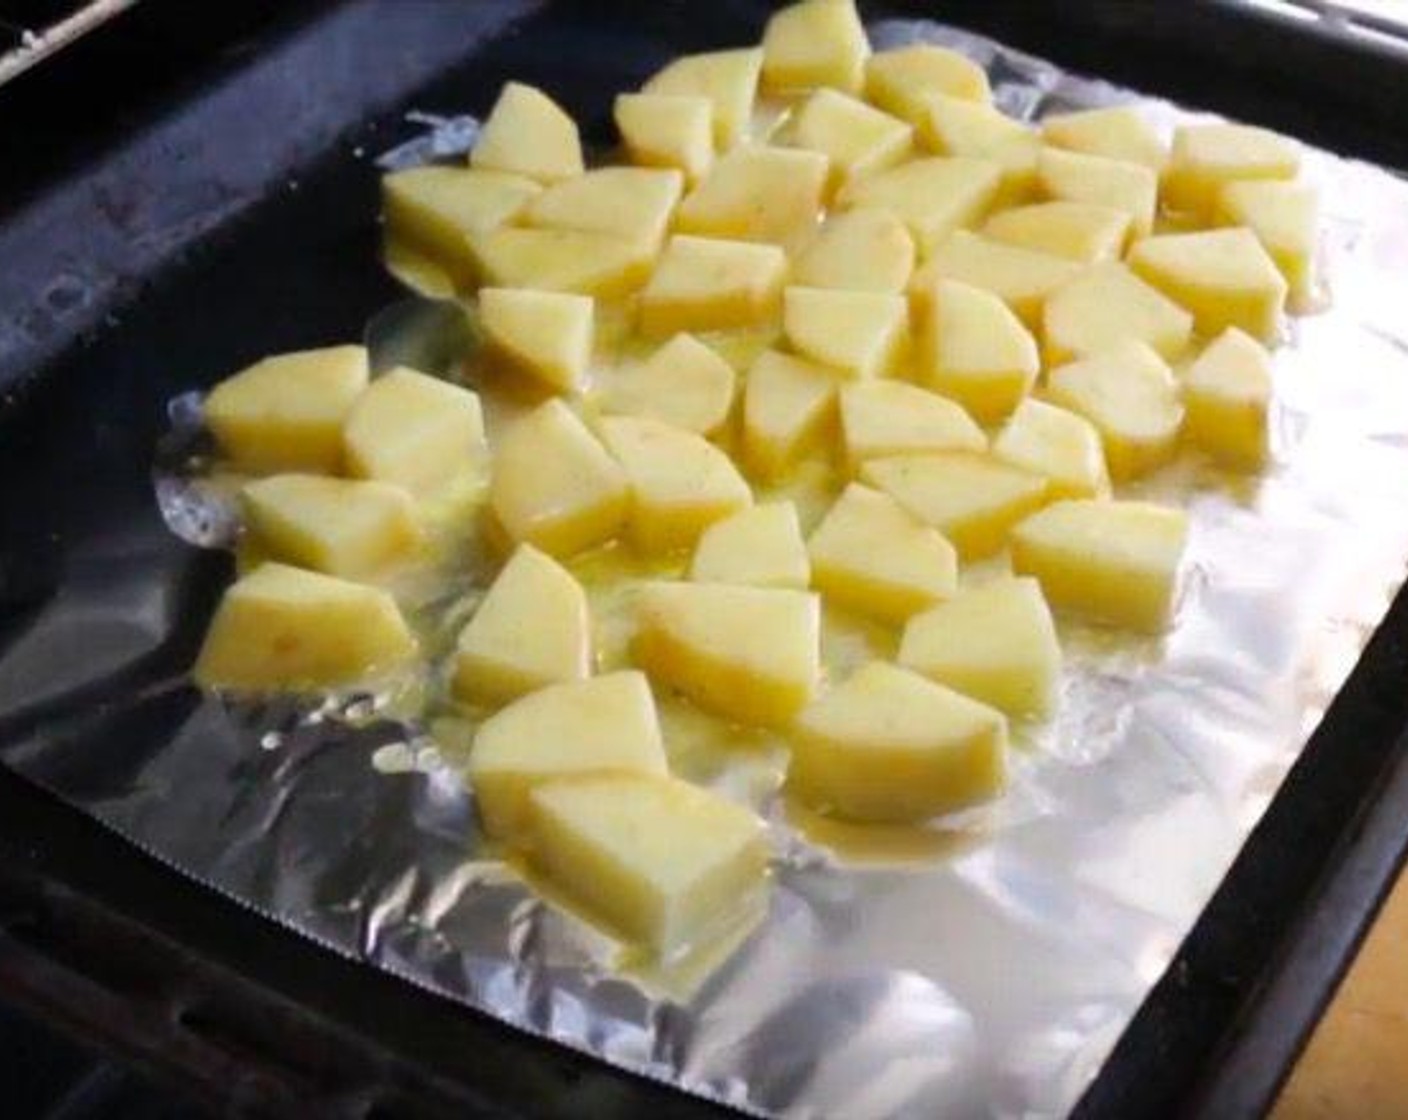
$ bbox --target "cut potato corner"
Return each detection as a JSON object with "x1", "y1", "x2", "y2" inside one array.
[
  {"x1": 790, "y1": 662, "x2": 1007, "y2": 823},
  {"x1": 643, "y1": 47, "x2": 763, "y2": 151},
  {"x1": 1042, "y1": 262, "x2": 1193, "y2": 366},
  {"x1": 469, "y1": 672, "x2": 666, "y2": 842},
  {"x1": 598, "y1": 333, "x2": 736, "y2": 436},
  {"x1": 1182, "y1": 327, "x2": 1272, "y2": 469},
  {"x1": 839, "y1": 379, "x2": 985, "y2": 468},
  {"x1": 468, "y1": 226, "x2": 653, "y2": 299},
  {"x1": 792, "y1": 208, "x2": 915, "y2": 293},
  {"x1": 1040, "y1": 105, "x2": 1166, "y2": 171},
  {"x1": 783, "y1": 286, "x2": 908, "y2": 379},
  {"x1": 914, "y1": 231, "x2": 1080, "y2": 333},
  {"x1": 743, "y1": 349, "x2": 840, "y2": 480},
  {"x1": 638, "y1": 235, "x2": 787, "y2": 336},
  {"x1": 1162, "y1": 121, "x2": 1300, "y2": 218},
  {"x1": 1037, "y1": 146, "x2": 1156, "y2": 236},
  {"x1": 981, "y1": 201, "x2": 1130, "y2": 265},
  {"x1": 470, "y1": 81, "x2": 583, "y2": 184},
  {"x1": 523, "y1": 167, "x2": 684, "y2": 248},
  {"x1": 864, "y1": 44, "x2": 992, "y2": 123},
  {"x1": 676, "y1": 146, "x2": 828, "y2": 245},
  {"x1": 919, "y1": 94, "x2": 1040, "y2": 201},
  {"x1": 992, "y1": 399, "x2": 1110, "y2": 501},
  {"x1": 1214, "y1": 180, "x2": 1318, "y2": 305},
  {"x1": 1128, "y1": 227, "x2": 1287, "y2": 341},
  {"x1": 614, "y1": 93, "x2": 714, "y2": 184},
  {"x1": 762, "y1": 0, "x2": 870, "y2": 94},
  {"x1": 689, "y1": 502, "x2": 810, "y2": 589},
  {"x1": 479, "y1": 288, "x2": 593, "y2": 393},
  {"x1": 838, "y1": 156, "x2": 1001, "y2": 255},
  {"x1": 786, "y1": 89, "x2": 911, "y2": 196}
]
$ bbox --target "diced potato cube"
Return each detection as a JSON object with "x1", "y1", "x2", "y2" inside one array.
[
  {"x1": 838, "y1": 156, "x2": 1001, "y2": 255},
  {"x1": 1045, "y1": 341, "x2": 1184, "y2": 481},
  {"x1": 453, "y1": 543, "x2": 591, "y2": 705},
  {"x1": 1037, "y1": 147, "x2": 1156, "y2": 236},
  {"x1": 638, "y1": 235, "x2": 787, "y2": 336},
  {"x1": 600, "y1": 416, "x2": 752, "y2": 553},
  {"x1": 343, "y1": 367, "x2": 487, "y2": 498},
  {"x1": 614, "y1": 93, "x2": 715, "y2": 184},
  {"x1": 762, "y1": 0, "x2": 870, "y2": 93},
  {"x1": 981, "y1": 200, "x2": 1130, "y2": 265},
  {"x1": 194, "y1": 563, "x2": 415, "y2": 690},
  {"x1": 1127, "y1": 228, "x2": 1287, "y2": 342},
  {"x1": 899, "y1": 576, "x2": 1061, "y2": 717},
  {"x1": 839, "y1": 379, "x2": 985, "y2": 468},
  {"x1": 808, "y1": 483, "x2": 958, "y2": 622},
  {"x1": 241, "y1": 475, "x2": 421, "y2": 579},
  {"x1": 913, "y1": 276, "x2": 1040, "y2": 422},
  {"x1": 785, "y1": 89, "x2": 912, "y2": 194},
  {"x1": 526, "y1": 773, "x2": 767, "y2": 952},
  {"x1": 1162, "y1": 121, "x2": 1300, "y2": 218},
  {"x1": 598, "y1": 333, "x2": 736, "y2": 436},
  {"x1": 467, "y1": 227, "x2": 654, "y2": 299},
  {"x1": 205, "y1": 345, "x2": 368, "y2": 474},
  {"x1": 862, "y1": 451, "x2": 1049, "y2": 560},
  {"x1": 792, "y1": 208, "x2": 915, "y2": 293},
  {"x1": 1040, "y1": 105, "x2": 1166, "y2": 171},
  {"x1": 470, "y1": 81, "x2": 584, "y2": 184},
  {"x1": 633, "y1": 581, "x2": 820, "y2": 726},
  {"x1": 742, "y1": 349, "x2": 839, "y2": 479},
  {"x1": 864, "y1": 45, "x2": 992, "y2": 123},
  {"x1": 992, "y1": 398, "x2": 1110, "y2": 500},
  {"x1": 469, "y1": 672, "x2": 667, "y2": 841},
  {"x1": 920, "y1": 94, "x2": 1040, "y2": 201},
  {"x1": 643, "y1": 48, "x2": 764, "y2": 150},
  {"x1": 1042, "y1": 262, "x2": 1194, "y2": 366},
  {"x1": 1010, "y1": 499, "x2": 1189, "y2": 632},
  {"x1": 479, "y1": 288, "x2": 593, "y2": 393},
  {"x1": 1182, "y1": 327, "x2": 1272, "y2": 469},
  {"x1": 522, "y1": 167, "x2": 684, "y2": 248},
  {"x1": 676, "y1": 146, "x2": 828, "y2": 244},
  {"x1": 914, "y1": 231, "x2": 1081, "y2": 332},
  {"x1": 1214, "y1": 180, "x2": 1318, "y2": 305},
  {"x1": 790, "y1": 661, "x2": 1007, "y2": 823},
  {"x1": 689, "y1": 502, "x2": 810, "y2": 589},
  {"x1": 783, "y1": 286, "x2": 908, "y2": 379},
  {"x1": 489, "y1": 399, "x2": 629, "y2": 557}
]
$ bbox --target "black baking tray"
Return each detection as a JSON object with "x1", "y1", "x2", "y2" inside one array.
[{"x1": 2, "y1": 1, "x2": 1408, "y2": 1116}]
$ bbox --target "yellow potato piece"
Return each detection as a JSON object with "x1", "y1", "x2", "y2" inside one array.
[
  {"x1": 783, "y1": 286, "x2": 908, "y2": 379},
  {"x1": 1037, "y1": 146, "x2": 1156, "y2": 236},
  {"x1": 992, "y1": 398, "x2": 1110, "y2": 501},
  {"x1": 838, "y1": 156, "x2": 1001, "y2": 255},
  {"x1": 241, "y1": 474, "x2": 421, "y2": 579},
  {"x1": 343, "y1": 367, "x2": 487, "y2": 499},
  {"x1": 839, "y1": 379, "x2": 985, "y2": 468},
  {"x1": 600, "y1": 416, "x2": 753, "y2": 554},
  {"x1": 526, "y1": 773, "x2": 768, "y2": 953},
  {"x1": 1214, "y1": 180, "x2": 1318, "y2": 305},
  {"x1": 598, "y1": 333, "x2": 736, "y2": 436},
  {"x1": 785, "y1": 88, "x2": 912, "y2": 194},
  {"x1": 489, "y1": 399, "x2": 629, "y2": 558},
  {"x1": 643, "y1": 47, "x2": 764, "y2": 151},
  {"x1": 467, "y1": 226, "x2": 654, "y2": 299},
  {"x1": 1040, "y1": 105, "x2": 1166, "y2": 171},
  {"x1": 863, "y1": 44, "x2": 992, "y2": 123},
  {"x1": 1045, "y1": 341, "x2": 1184, "y2": 482},
  {"x1": 861, "y1": 451, "x2": 1049, "y2": 561},
  {"x1": 522, "y1": 166, "x2": 684, "y2": 248},
  {"x1": 742, "y1": 348, "x2": 840, "y2": 479},
  {"x1": 689, "y1": 502, "x2": 811, "y2": 590},
  {"x1": 981, "y1": 200, "x2": 1130, "y2": 265},
  {"x1": 453, "y1": 543, "x2": 591, "y2": 705},
  {"x1": 1162, "y1": 121, "x2": 1299, "y2": 218},
  {"x1": 638, "y1": 235, "x2": 787, "y2": 336},
  {"x1": 762, "y1": 0, "x2": 870, "y2": 94},
  {"x1": 1127, "y1": 228, "x2": 1287, "y2": 342},
  {"x1": 1182, "y1": 327, "x2": 1272, "y2": 469},
  {"x1": 469, "y1": 672, "x2": 667, "y2": 842},
  {"x1": 899, "y1": 576, "x2": 1061, "y2": 718},
  {"x1": 920, "y1": 94, "x2": 1040, "y2": 201},
  {"x1": 614, "y1": 93, "x2": 714, "y2": 184},
  {"x1": 790, "y1": 661, "x2": 1008, "y2": 823},
  {"x1": 1042, "y1": 261, "x2": 1194, "y2": 366},
  {"x1": 675, "y1": 146, "x2": 828, "y2": 244},
  {"x1": 633, "y1": 581, "x2": 821, "y2": 726},
  {"x1": 808, "y1": 483, "x2": 958, "y2": 622},
  {"x1": 205, "y1": 345, "x2": 368, "y2": 474},
  {"x1": 479, "y1": 287, "x2": 593, "y2": 393},
  {"x1": 792, "y1": 208, "x2": 915, "y2": 293},
  {"x1": 1011, "y1": 499, "x2": 1189, "y2": 633},
  {"x1": 470, "y1": 81, "x2": 584, "y2": 184},
  {"x1": 914, "y1": 231, "x2": 1081, "y2": 332},
  {"x1": 194, "y1": 563, "x2": 415, "y2": 691}
]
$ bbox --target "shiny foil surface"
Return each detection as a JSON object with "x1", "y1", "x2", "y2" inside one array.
[{"x1": 6, "y1": 17, "x2": 1408, "y2": 1120}]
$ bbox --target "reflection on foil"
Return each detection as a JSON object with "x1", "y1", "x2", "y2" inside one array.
[{"x1": 3, "y1": 17, "x2": 1408, "y2": 1120}]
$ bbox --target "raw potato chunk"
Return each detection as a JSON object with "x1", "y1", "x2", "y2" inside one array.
[
  {"x1": 783, "y1": 287, "x2": 908, "y2": 379},
  {"x1": 614, "y1": 93, "x2": 714, "y2": 184},
  {"x1": 1011, "y1": 499, "x2": 1190, "y2": 633},
  {"x1": 743, "y1": 349, "x2": 839, "y2": 479},
  {"x1": 1046, "y1": 342, "x2": 1184, "y2": 482},
  {"x1": 643, "y1": 48, "x2": 764, "y2": 150},
  {"x1": 992, "y1": 399, "x2": 1110, "y2": 501},
  {"x1": 1182, "y1": 327, "x2": 1272, "y2": 469},
  {"x1": 344, "y1": 367, "x2": 487, "y2": 498},
  {"x1": 470, "y1": 82, "x2": 584, "y2": 184},
  {"x1": 1128, "y1": 228, "x2": 1287, "y2": 341},
  {"x1": 762, "y1": 0, "x2": 870, "y2": 94},
  {"x1": 469, "y1": 672, "x2": 667, "y2": 841},
  {"x1": 790, "y1": 662, "x2": 1008, "y2": 823},
  {"x1": 598, "y1": 333, "x2": 736, "y2": 436},
  {"x1": 600, "y1": 416, "x2": 752, "y2": 554},
  {"x1": 489, "y1": 399, "x2": 629, "y2": 557},
  {"x1": 1215, "y1": 180, "x2": 1318, "y2": 304},
  {"x1": 793, "y1": 209, "x2": 915, "y2": 293},
  {"x1": 808, "y1": 483, "x2": 958, "y2": 622},
  {"x1": 899, "y1": 577, "x2": 1061, "y2": 718},
  {"x1": 920, "y1": 95, "x2": 1040, "y2": 201},
  {"x1": 786, "y1": 89, "x2": 913, "y2": 194},
  {"x1": 838, "y1": 157, "x2": 1001, "y2": 255},
  {"x1": 468, "y1": 226, "x2": 654, "y2": 298},
  {"x1": 638, "y1": 236, "x2": 787, "y2": 336},
  {"x1": 1162, "y1": 122, "x2": 1299, "y2": 217},
  {"x1": 526, "y1": 774, "x2": 767, "y2": 953},
  {"x1": 1037, "y1": 147, "x2": 1157, "y2": 236},
  {"x1": 523, "y1": 167, "x2": 684, "y2": 247},
  {"x1": 194, "y1": 563, "x2": 415, "y2": 690},
  {"x1": 241, "y1": 475, "x2": 421, "y2": 579},
  {"x1": 914, "y1": 231, "x2": 1081, "y2": 331},
  {"x1": 1042, "y1": 262, "x2": 1194, "y2": 366},
  {"x1": 1041, "y1": 105, "x2": 1166, "y2": 171},
  {"x1": 839, "y1": 380, "x2": 985, "y2": 468},
  {"x1": 633, "y1": 581, "x2": 821, "y2": 726},
  {"x1": 862, "y1": 452, "x2": 1049, "y2": 561},
  {"x1": 915, "y1": 276, "x2": 1040, "y2": 422},
  {"x1": 479, "y1": 288, "x2": 593, "y2": 393},
  {"x1": 206, "y1": 345, "x2": 368, "y2": 474},
  {"x1": 453, "y1": 543, "x2": 591, "y2": 705},
  {"x1": 981, "y1": 201, "x2": 1130, "y2": 265},
  {"x1": 676, "y1": 146, "x2": 828, "y2": 244},
  {"x1": 864, "y1": 45, "x2": 992, "y2": 123},
  {"x1": 690, "y1": 502, "x2": 810, "y2": 589}
]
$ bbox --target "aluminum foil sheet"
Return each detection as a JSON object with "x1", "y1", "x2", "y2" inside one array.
[{"x1": 6, "y1": 17, "x2": 1408, "y2": 1120}]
